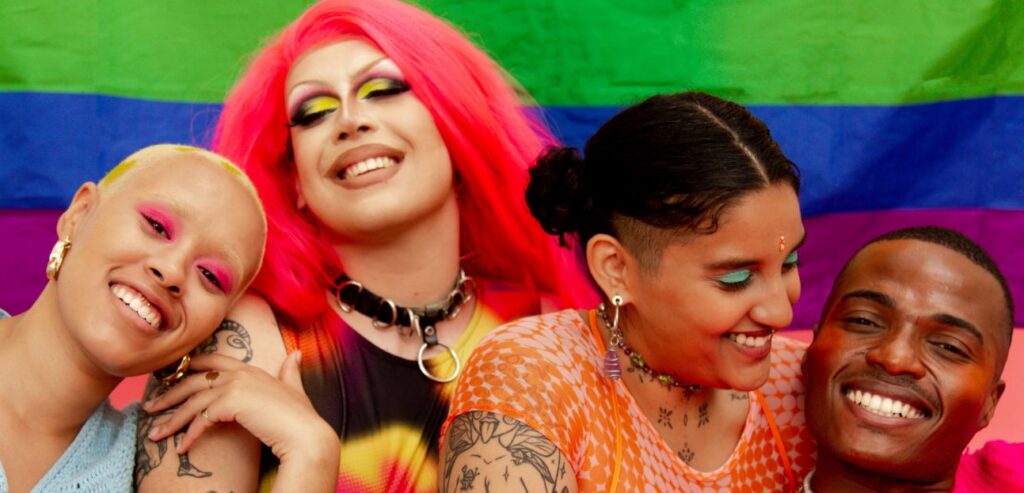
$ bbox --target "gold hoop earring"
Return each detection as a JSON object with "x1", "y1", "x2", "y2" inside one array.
[
  {"x1": 46, "y1": 237, "x2": 71, "y2": 281},
  {"x1": 158, "y1": 354, "x2": 191, "y2": 386}
]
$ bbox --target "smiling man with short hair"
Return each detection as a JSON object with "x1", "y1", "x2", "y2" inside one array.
[{"x1": 801, "y1": 226, "x2": 1013, "y2": 492}]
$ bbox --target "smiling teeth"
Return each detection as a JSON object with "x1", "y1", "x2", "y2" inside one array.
[
  {"x1": 845, "y1": 389, "x2": 925, "y2": 419},
  {"x1": 342, "y1": 156, "x2": 397, "y2": 180},
  {"x1": 728, "y1": 333, "x2": 770, "y2": 348},
  {"x1": 111, "y1": 284, "x2": 161, "y2": 328}
]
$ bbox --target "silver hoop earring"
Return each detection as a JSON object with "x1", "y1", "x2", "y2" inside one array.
[{"x1": 599, "y1": 295, "x2": 624, "y2": 380}]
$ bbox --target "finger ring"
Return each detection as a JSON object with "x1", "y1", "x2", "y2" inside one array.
[
  {"x1": 202, "y1": 408, "x2": 210, "y2": 421},
  {"x1": 205, "y1": 371, "x2": 219, "y2": 389}
]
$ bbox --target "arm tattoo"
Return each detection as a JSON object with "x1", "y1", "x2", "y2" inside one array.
[
  {"x1": 197, "y1": 319, "x2": 253, "y2": 363},
  {"x1": 442, "y1": 411, "x2": 570, "y2": 493},
  {"x1": 134, "y1": 378, "x2": 211, "y2": 487},
  {"x1": 134, "y1": 318, "x2": 253, "y2": 487}
]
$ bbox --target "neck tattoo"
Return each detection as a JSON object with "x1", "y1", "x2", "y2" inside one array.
[{"x1": 596, "y1": 304, "x2": 706, "y2": 465}]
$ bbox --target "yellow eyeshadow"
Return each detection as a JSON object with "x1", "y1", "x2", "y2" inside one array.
[
  {"x1": 301, "y1": 96, "x2": 339, "y2": 116},
  {"x1": 356, "y1": 78, "x2": 395, "y2": 99}
]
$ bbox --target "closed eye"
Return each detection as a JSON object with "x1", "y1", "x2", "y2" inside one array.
[
  {"x1": 782, "y1": 250, "x2": 800, "y2": 272},
  {"x1": 356, "y1": 77, "x2": 410, "y2": 100},
  {"x1": 715, "y1": 269, "x2": 753, "y2": 292},
  {"x1": 288, "y1": 95, "x2": 340, "y2": 128}
]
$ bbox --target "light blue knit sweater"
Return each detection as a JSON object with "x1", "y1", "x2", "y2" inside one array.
[
  {"x1": 0, "y1": 310, "x2": 138, "y2": 493},
  {"x1": 0, "y1": 402, "x2": 137, "y2": 493}
]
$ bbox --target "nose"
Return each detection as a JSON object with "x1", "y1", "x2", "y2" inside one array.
[
  {"x1": 145, "y1": 251, "x2": 186, "y2": 297},
  {"x1": 865, "y1": 328, "x2": 926, "y2": 379},
  {"x1": 750, "y1": 275, "x2": 796, "y2": 330},
  {"x1": 333, "y1": 101, "x2": 376, "y2": 142}
]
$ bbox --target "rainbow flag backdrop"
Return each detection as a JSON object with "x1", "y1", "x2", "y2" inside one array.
[{"x1": 2, "y1": 0, "x2": 1023, "y2": 331}]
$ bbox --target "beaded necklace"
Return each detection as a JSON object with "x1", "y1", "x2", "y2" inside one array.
[{"x1": 597, "y1": 304, "x2": 702, "y2": 395}]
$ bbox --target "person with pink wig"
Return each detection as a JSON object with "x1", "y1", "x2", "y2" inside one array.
[{"x1": 134, "y1": 0, "x2": 586, "y2": 492}]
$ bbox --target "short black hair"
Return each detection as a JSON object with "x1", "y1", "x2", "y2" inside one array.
[{"x1": 829, "y1": 226, "x2": 1014, "y2": 347}]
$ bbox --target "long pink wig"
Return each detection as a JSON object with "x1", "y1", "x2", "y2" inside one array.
[{"x1": 214, "y1": 0, "x2": 584, "y2": 325}]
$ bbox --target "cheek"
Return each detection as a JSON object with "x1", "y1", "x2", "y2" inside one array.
[
  {"x1": 804, "y1": 333, "x2": 849, "y2": 380},
  {"x1": 399, "y1": 103, "x2": 448, "y2": 152},
  {"x1": 182, "y1": 295, "x2": 231, "y2": 348},
  {"x1": 290, "y1": 129, "x2": 328, "y2": 177}
]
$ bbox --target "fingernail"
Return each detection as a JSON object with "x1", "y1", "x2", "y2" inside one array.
[
  {"x1": 293, "y1": 351, "x2": 302, "y2": 364},
  {"x1": 148, "y1": 426, "x2": 162, "y2": 440},
  {"x1": 143, "y1": 400, "x2": 154, "y2": 410}
]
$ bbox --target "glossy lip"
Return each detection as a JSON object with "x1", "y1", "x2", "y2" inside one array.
[
  {"x1": 837, "y1": 375, "x2": 937, "y2": 428},
  {"x1": 108, "y1": 280, "x2": 173, "y2": 332},
  {"x1": 326, "y1": 143, "x2": 405, "y2": 180}
]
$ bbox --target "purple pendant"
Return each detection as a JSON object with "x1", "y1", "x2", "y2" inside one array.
[{"x1": 604, "y1": 349, "x2": 621, "y2": 380}]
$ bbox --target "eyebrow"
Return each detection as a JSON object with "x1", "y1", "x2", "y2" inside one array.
[
  {"x1": 286, "y1": 54, "x2": 391, "y2": 96},
  {"x1": 704, "y1": 232, "x2": 807, "y2": 271},
  {"x1": 841, "y1": 289, "x2": 985, "y2": 343},
  {"x1": 840, "y1": 289, "x2": 895, "y2": 308}
]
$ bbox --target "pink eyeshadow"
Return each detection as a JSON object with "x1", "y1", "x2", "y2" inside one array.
[
  {"x1": 198, "y1": 260, "x2": 234, "y2": 293},
  {"x1": 138, "y1": 203, "x2": 177, "y2": 239}
]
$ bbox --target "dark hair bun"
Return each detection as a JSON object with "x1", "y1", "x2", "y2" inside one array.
[{"x1": 526, "y1": 146, "x2": 590, "y2": 239}]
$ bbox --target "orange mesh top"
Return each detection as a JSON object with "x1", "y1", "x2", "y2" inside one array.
[{"x1": 444, "y1": 309, "x2": 817, "y2": 492}]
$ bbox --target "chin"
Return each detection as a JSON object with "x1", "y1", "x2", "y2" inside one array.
[{"x1": 724, "y1": 368, "x2": 771, "y2": 391}]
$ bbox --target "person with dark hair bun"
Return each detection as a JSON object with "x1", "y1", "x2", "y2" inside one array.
[{"x1": 439, "y1": 91, "x2": 814, "y2": 491}]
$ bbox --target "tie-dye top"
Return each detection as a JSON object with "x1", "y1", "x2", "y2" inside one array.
[
  {"x1": 443, "y1": 309, "x2": 817, "y2": 492},
  {"x1": 258, "y1": 281, "x2": 550, "y2": 493}
]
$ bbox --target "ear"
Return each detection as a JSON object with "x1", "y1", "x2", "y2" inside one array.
[
  {"x1": 976, "y1": 379, "x2": 1005, "y2": 430},
  {"x1": 57, "y1": 182, "x2": 99, "y2": 240},
  {"x1": 586, "y1": 233, "x2": 636, "y2": 303}
]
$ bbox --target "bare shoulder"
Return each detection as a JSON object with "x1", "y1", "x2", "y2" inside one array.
[
  {"x1": 197, "y1": 292, "x2": 288, "y2": 373},
  {"x1": 440, "y1": 411, "x2": 578, "y2": 493}
]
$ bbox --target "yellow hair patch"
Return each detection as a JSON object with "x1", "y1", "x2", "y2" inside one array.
[
  {"x1": 99, "y1": 159, "x2": 137, "y2": 187},
  {"x1": 220, "y1": 160, "x2": 243, "y2": 177}
]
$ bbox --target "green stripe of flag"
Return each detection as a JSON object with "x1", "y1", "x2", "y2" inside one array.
[{"x1": 2, "y1": 1, "x2": 1022, "y2": 105}]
